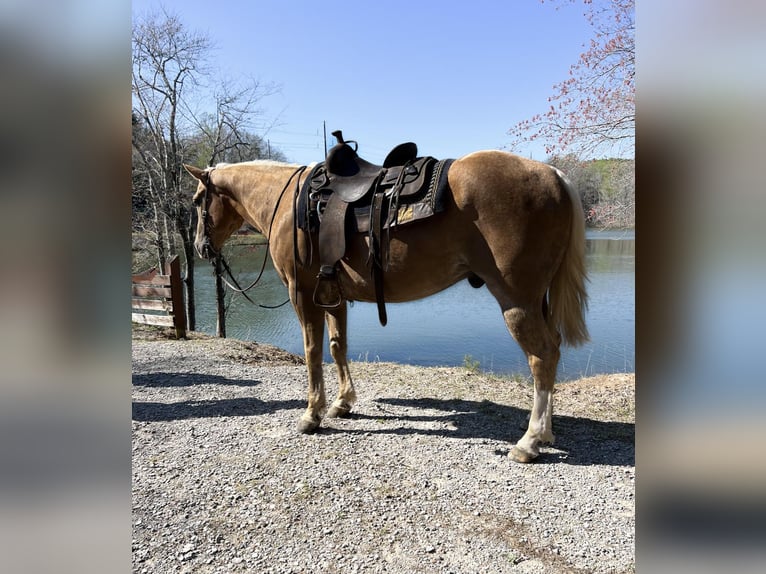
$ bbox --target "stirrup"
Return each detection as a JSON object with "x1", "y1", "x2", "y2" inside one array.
[{"x1": 313, "y1": 267, "x2": 343, "y2": 308}]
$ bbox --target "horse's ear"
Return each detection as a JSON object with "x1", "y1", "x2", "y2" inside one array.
[{"x1": 184, "y1": 164, "x2": 207, "y2": 182}]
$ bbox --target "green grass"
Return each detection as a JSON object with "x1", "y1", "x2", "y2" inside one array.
[{"x1": 462, "y1": 354, "x2": 481, "y2": 373}]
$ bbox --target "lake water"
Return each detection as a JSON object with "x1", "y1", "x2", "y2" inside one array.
[{"x1": 194, "y1": 229, "x2": 634, "y2": 381}]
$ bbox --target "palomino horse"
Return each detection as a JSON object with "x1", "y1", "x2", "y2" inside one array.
[{"x1": 184, "y1": 149, "x2": 588, "y2": 463}]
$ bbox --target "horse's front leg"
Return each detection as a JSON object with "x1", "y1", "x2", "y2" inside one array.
[
  {"x1": 293, "y1": 290, "x2": 327, "y2": 434},
  {"x1": 325, "y1": 303, "x2": 357, "y2": 418}
]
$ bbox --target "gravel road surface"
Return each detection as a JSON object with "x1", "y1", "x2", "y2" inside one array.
[{"x1": 132, "y1": 329, "x2": 634, "y2": 573}]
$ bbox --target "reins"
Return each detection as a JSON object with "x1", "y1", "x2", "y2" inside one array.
[{"x1": 203, "y1": 164, "x2": 307, "y2": 309}]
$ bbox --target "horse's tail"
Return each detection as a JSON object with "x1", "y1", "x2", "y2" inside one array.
[{"x1": 549, "y1": 168, "x2": 590, "y2": 347}]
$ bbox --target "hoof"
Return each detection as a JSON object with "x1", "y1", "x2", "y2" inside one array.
[
  {"x1": 327, "y1": 403, "x2": 352, "y2": 418},
  {"x1": 297, "y1": 417, "x2": 320, "y2": 434},
  {"x1": 508, "y1": 445, "x2": 537, "y2": 464}
]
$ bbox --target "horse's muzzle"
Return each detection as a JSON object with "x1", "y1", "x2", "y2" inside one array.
[{"x1": 195, "y1": 239, "x2": 215, "y2": 260}]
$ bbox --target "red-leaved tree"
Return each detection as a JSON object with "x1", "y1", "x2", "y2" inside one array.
[{"x1": 509, "y1": 0, "x2": 635, "y2": 158}]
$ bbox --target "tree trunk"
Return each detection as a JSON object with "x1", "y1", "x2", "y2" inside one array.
[
  {"x1": 214, "y1": 255, "x2": 226, "y2": 338},
  {"x1": 179, "y1": 227, "x2": 197, "y2": 332},
  {"x1": 153, "y1": 203, "x2": 167, "y2": 271},
  {"x1": 164, "y1": 212, "x2": 176, "y2": 255}
]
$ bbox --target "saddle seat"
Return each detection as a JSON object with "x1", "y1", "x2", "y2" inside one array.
[{"x1": 325, "y1": 131, "x2": 418, "y2": 202}]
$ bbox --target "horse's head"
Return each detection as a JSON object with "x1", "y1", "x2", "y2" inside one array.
[{"x1": 184, "y1": 164, "x2": 244, "y2": 260}]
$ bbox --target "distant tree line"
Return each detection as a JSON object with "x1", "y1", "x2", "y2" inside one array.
[{"x1": 548, "y1": 155, "x2": 634, "y2": 229}]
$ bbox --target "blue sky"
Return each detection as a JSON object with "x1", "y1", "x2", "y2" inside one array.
[{"x1": 132, "y1": 0, "x2": 595, "y2": 165}]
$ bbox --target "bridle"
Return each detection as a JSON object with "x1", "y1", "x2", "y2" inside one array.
[
  {"x1": 196, "y1": 167, "x2": 219, "y2": 259},
  {"x1": 196, "y1": 164, "x2": 308, "y2": 308}
]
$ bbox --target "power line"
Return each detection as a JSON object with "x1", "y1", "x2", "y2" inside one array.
[
  {"x1": 268, "y1": 141, "x2": 321, "y2": 149},
  {"x1": 269, "y1": 128, "x2": 321, "y2": 137}
]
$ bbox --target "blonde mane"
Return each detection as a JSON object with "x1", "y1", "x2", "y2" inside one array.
[{"x1": 212, "y1": 159, "x2": 302, "y2": 171}]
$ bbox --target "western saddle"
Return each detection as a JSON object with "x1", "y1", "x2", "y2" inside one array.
[{"x1": 298, "y1": 130, "x2": 454, "y2": 326}]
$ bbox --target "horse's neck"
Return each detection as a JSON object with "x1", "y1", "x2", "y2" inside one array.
[{"x1": 218, "y1": 164, "x2": 294, "y2": 234}]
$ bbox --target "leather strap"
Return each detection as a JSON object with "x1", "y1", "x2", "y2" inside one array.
[
  {"x1": 370, "y1": 192, "x2": 388, "y2": 326},
  {"x1": 372, "y1": 263, "x2": 387, "y2": 327}
]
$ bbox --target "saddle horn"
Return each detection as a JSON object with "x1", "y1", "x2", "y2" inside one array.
[{"x1": 331, "y1": 129, "x2": 357, "y2": 153}]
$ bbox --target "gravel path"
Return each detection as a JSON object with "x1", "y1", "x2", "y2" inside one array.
[{"x1": 132, "y1": 330, "x2": 634, "y2": 573}]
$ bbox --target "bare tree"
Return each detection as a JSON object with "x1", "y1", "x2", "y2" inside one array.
[
  {"x1": 132, "y1": 8, "x2": 279, "y2": 331},
  {"x1": 132, "y1": 9, "x2": 210, "y2": 329},
  {"x1": 508, "y1": 0, "x2": 635, "y2": 158},
  {"x1": 195, "y1": 78, "x2": 282, "y2": 166}
]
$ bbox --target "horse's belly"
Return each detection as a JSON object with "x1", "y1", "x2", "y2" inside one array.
[
  {"x1": 335, "y1": 214, "x2": 474, "y2": 303},
  {"x1": 337, "y1": 256, "x2": 467, "y2": 303}
]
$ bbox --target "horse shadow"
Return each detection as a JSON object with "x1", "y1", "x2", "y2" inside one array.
[
  {"x1": 132, "y1": 373, "x2": 633, "y2": 466},
  {"x1": 132, "y1": 372, "x2": 303, "y2": 422},
  {"x1": 132, "y1": 372, "x2": 263, "y2": 388},
  {"x1": 335, "y1": 396, "x2": 634, "y2": 467}
]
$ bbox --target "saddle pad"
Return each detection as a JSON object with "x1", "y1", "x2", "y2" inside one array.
[{"x1": 352, "y1": 158, "x2": 454, "y2": 233}]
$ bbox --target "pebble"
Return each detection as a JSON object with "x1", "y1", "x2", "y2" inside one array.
[{"x1": 132, "y1": 337, "x2": 635, "y2": 573}]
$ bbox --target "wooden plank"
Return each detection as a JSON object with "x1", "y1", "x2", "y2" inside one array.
[
  {"x1": 132, "y1": 313, "x2": 175, "y2": 327},
  {"x1": 132, "y1": 285, "x2": 172, "y2": 298},
  {"x1": 132, "y1": 273, "x2": 172, "y2": 287},
  {"x1": 132, "y1": 298, "x2": 170, "y2": 312},
  {"x1": 132, "y1": 266, "x2": 158, "y2": 283}
]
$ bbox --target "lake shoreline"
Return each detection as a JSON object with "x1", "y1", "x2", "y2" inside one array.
[
  {"x1": 213, "y1": 225, "x2": 637, "y2": 243},
  {"x1": 132, "y1": 323, "x2": 634, "y2": 418}
]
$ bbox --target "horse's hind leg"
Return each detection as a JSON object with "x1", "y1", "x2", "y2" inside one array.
[
  {"x1": 324, "y1": 303, "x2": 357, "y2": 418},
  {"x1": 503, "y1": 304, "x2": 561, "y2": 463}
]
